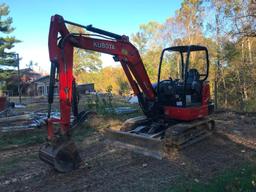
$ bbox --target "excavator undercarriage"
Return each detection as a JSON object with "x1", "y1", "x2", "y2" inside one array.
[{"x1": 106, "y1": 116, "x2": 215, "y2": 159}]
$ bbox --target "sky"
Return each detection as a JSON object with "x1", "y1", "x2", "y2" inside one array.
[{"x1": 4, "y1": 0, "x2": 182, "y2": 74}]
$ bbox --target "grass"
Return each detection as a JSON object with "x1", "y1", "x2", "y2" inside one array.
[
  {"x1": 0, "y1": 129, "x2": 46, "y2": 150},
  {"x1": 73, "y1": 124, "x2": 96, "y2": 142},
  {"x1": 167, "y1": 162, "x2": 256, "y2": 192}
]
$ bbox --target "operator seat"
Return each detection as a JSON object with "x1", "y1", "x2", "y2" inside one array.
[
  {"x1": 187, "y1": 68, "x2": 200, "y2": 81},
  {"x1": 186, "y1": 69, "x2": 201, "y2": 103},
  {"x1": 187, "y1": 69, "x2": 200, "y2": 92}
]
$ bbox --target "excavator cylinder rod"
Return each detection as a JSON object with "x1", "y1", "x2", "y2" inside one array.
[{"x1": 64, "y1": 19, "x2": 122, "y2": 39}]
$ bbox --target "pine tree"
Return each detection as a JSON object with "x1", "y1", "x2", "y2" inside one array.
[{"x1": 0, "y1": 3, "x2": 20, "y2": 68}]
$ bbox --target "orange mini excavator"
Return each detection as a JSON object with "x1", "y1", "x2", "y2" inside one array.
[{"x1": 39, "y1": 15, "x2": 215, "y2": 172}]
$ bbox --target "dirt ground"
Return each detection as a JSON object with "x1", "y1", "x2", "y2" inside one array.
[{"x1": 0, "y1": 110, "x2": 256, "y2": 192}]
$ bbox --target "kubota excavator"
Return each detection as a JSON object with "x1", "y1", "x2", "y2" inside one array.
[{"x1": 39, "y1": 15, "x2": 215, "y2": 172}]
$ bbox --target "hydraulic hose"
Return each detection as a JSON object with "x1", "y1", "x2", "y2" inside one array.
[{"x1": 48, "y1": 62, "x2": 57, "y2": 118}]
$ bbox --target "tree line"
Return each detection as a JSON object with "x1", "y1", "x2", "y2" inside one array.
[{"x1": 76, "y1": 0, "x2": 256, "y2": 111}]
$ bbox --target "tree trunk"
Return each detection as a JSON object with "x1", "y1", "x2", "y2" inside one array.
[
  {"x1": 248, "y1": 38, "x2": 253, "y2": 65},
  {"x1": 221, "y1": 69, "x2": 228, "y2": 107},
  {"x1": 239, "y1": 40, "x2": 245, "y2": 111}
]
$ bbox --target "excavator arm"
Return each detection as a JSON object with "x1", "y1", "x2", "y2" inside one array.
[
  {"x1": 40, "y1": 15, "x2": 156, "y2": 172},
  {"x1": 48, "y1": 15, "x2": 156, "y2": 137}
]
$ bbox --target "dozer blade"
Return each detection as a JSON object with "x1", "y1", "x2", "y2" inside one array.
[
  {"x1": 39, "y1": 140, "x2": 82, "y2": 173},
  {"x1": 105, "y1": 118, "x2": 215, "y2": 159},
  {"x1": 105, "y1": 128, "x2": 164, "y2": 159}
]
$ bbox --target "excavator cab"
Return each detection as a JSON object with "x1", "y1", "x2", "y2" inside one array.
[{"x1": 156, "y1": 45, "x2": 210, "y2": 108}]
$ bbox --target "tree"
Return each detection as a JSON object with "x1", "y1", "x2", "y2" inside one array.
[
  {"x1": 67, "y1": 25, "x2": 102, "y2": 77},
  {"x1": 222, "y1": 0, "x2": 256, "y2": 38},
  {"x1": 0, "y1": 3, "x2": 20, "y2": 68},
  {"x1": 73, "y1": 0, "x2": 256, "y2": 111},
  {"x1": 206, "y1": 0, "x2": 256, "y2": 111},
  {"x1": 131, "y1": 22, "x2": 163, "y2": 82},
  {"x1": 116, "y1": 75, "x2": 130, "y2": 96},
  {"x1": 131, "y1": 21, "x2": 162, "y2": 54},
  {"x1": 131, "y1": 31, "x2": 147, "y2": 54},
  {"x1": 26, "y1": 60, "x2": 38, "y2": 70},
  {"x1": 176, "y1": 0, "x2": 204, "y2": 44}
]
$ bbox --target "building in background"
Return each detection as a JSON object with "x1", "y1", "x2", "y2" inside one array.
[
  {"x1": 29, "y1": 77, "x2": 94, "y2": 96},
  {"x1": 77, "y1": 83, "x2": 95, "y2": 94},
  {"x1": 30, "y1": 75, "x2": 59, "y2": 96},
  {"x1": 5, "y1": 68, "x2": 42, "y2": 96}
]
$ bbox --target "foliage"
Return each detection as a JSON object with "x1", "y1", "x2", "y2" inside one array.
[
  {"x1": 0, "y1": 130, "x2": 45, "y2": 150},
  {"x1": 0, "y1": 3, "x2": 20, "y2": 95},
  {"x1": 77, "y1": 66, "x2": 131, "y2": 95},
  {"x1": 0, "y1": 3, "x2": 20, "y2": 68},
  {"x1": 116, "y1": 76, "x2": 130, "y2": 96},
  {"x1": 75, "y1": 0, "x2": 256, "y2": 112},
  {"x1": 131, "y1": 21, "x2": 162, "y2": 54},
  {"x1": 26, "y1": 60, "x2": 38, "y2": 70},
  {"x1": 67, "y1": 25, "x2": 102, "y2": 77},
  {"x1": 205, "y1": 0, "x2": 256, "y2": 111}
]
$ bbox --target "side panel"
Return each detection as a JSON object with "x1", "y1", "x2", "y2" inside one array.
[
  {"x1": 201, "y1": 81, "x2": 210, "y2": 105},
  {"x1": 164, "y1": 81, "x2": 211, "y2": 121},
  {"x1": 164, "y1": 105, "x2": 209, "y2": 121}
]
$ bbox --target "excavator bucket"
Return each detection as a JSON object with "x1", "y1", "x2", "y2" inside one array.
[
  {"x1": 39, "y1": 140, "x2": 82, "y2": 173},
  {"x1": 39, "y1": 110, "x2": 95, "y2": 172}
]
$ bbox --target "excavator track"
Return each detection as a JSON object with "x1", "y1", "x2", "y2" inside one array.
[
  {"x1": 105, "y1": 116, "x2": 215, "y2": 159},
  {"x1": 164, "y1": 118, "x2": 215, "y2": 149}
]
